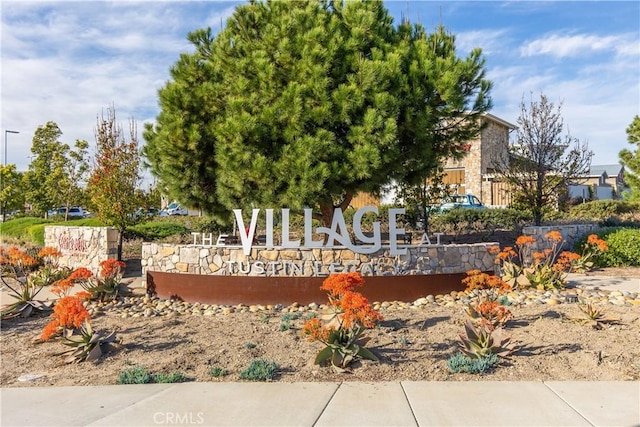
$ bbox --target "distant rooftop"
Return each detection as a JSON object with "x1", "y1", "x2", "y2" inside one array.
[{"x1": 589, "y1": 164, "x2": 624, "y2": 177}]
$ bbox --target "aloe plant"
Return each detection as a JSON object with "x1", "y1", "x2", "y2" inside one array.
[
  {"x1": 0, "y1": 279, "x2": 49, "y2": 319},
  {"x1": 58, "y1": 321, "x2": 118, "y2": 363},
  {"x1": 313, "y1": 324, "x2": 379, "y2": 372},
  {"x1": 577, "y1": 303, "x2": 619, "y2": 329},
  {"x1": 458, "y1": 320, "x2": 518, "y2": 360}
]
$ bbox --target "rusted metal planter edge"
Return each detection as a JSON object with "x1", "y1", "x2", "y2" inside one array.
[{"x1": 146, "y1": 271, "x2": 475, "y2": 306}]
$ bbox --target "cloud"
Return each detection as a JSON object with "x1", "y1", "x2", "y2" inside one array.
[
  {"x1": 520, "y1": 32, "x2": 638, "y2": 59},
  {"x1": 456, "y1": 29, "x2": 510, "y2": 55}
]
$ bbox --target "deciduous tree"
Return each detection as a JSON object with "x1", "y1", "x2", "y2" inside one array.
[
  {"x1": 23, "y1": 122, "x2": 86, "y2": 217},
  {"x1": 494, "y1": 93, "x2": 592, "y2": 225},
  {"x1": 143, "y1": 0, "x2": 492, "y2": 226},
  {"x1": 87, "y1": 106, "x2": 141, "y2": 259},
  {"x1": 0, "y1": 165, "x2": 25, "y2": 221},
  {"x1": 619, "y1": 115, "x2": 640, "y2": 201}
]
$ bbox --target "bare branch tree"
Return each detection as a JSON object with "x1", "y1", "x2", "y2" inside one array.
[{"x1": 494, "y1": 93, "x2": 593, "y2": 225}]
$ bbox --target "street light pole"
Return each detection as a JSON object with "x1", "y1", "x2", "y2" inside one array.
[
  {"x1": 4, "y1": 130, "x2": 20, "y2": 166},
  {"x1": 2, "y1": 130, "x2": 19, "y2": 222}
]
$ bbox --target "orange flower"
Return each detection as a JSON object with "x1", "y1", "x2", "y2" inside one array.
[
  {"x1": 99, "y1": 259, "x2": 125, "y2": 278},
  {"x1": 462, "y1": 270, "x2": 511, "y2": 294},
  {"x1": 302, "y1": 318, "x2": 331, "y2": 342},
  {"x1": 76, "y1": 291, "x2": 92, "y2": 300},
  {"x1": 41, "y1": 295, "x2": 90, "y2": 341},
  {"x1": 339, "y1": 290, "x2": 382, "y2": 329},
  {"x1": 515, "y1": 236, "x2": 535, "y2": 246},
  {"x1": 1, "y1": 247, "x2": 39, "y2": 268},
  {"x1": 38, "y1": 247, "x2": 62, "y2": 259},
  {"x1": 532, "y1": 251, "x2": 546, "y2": 261},
  {"x1": 472, "y1": 300, "x2": 513, "y2": 329},
  {"x1": 555, "y1": 251, "x2": 581, "y2": 271},
  {"x1": 587, "y1": 234, "x2": 608, "y2": 251},
  {"x1": 488, "y1": 246, "x2": 500, "y2": 255},
  {"x1": 321, "y1": 272, "x2": 365, "y2": 296},
  {"x1": 69, "y1": 267, "x2": 93, "y2": 281},
  {"x1": 545, "y1": 230, "x2": 563, "y2": 242},
  {"x1": 41, "y1": 321, "x2": 61, "y2": 341},
  {"x1": 496, "y1": 247, "x2": 517, "y2": 261},
  {"x1": 51, "y1": 278, "x2": 73, "y2": 296}
]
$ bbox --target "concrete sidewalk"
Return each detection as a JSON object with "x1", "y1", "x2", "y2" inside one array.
[
  {"x1": 565, "y1": 273, "x2": 640, "y2": 293},
  {"x1": 1, "y1": 381, "x2": 639, "y2": 426}
]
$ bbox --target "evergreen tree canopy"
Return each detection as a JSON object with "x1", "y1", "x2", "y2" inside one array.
[
  {"x1": 620, "y1": 115, "x2": 640, "y2": 200},
  {"x1": 143, "y1": 0, "x2": 492, "y2": 225}
]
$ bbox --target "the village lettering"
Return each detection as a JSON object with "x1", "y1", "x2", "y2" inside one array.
[{"x1": 190, "y1": 206, "x2": 444, "y2": 256}]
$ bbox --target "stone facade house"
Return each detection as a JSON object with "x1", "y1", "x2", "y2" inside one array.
[
  {"x1": 350, "y1": 112, "x2": 517, "y2": 208},
  {"x1": 441, "y1": 113, "x2": 516, "y2": 206}
]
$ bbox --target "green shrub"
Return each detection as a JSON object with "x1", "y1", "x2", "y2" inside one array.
[
  {"x1": 117, "y1": 366, "x2": 152, "y2": 384},
  {"x1": 600, "y1": 229, "x2": 640, "y2": 266},
  {"x1": 0, "y1": 218, "x2": 51, "y2": 240},
  {"x1": 210, "y1": 367, "x2": 229, "y2": 378},
  {"x1": 569, "y1": 200, "x2": 640, "y2": 222},
  {"x1": 447, "y1": 352, "x2": 499, "y2": 374},
  {"x1": 27, "y1": 225, "x2": 46, "y2": 246},
  {"x1": 126, "y1": 221, "x2": 190, "y2": 240},
  {"x1": 0, "y1": 217, "x2": 103, "y2": 245},
  {"x1": 239, "y1": 358, "x2": 279, "y2": 381},
  {"x1": 574, "y1": 227, "x2": 640, "y2": 267},
  {"x1": 430, "y1": 208, "x2": 530, "y2": 235},
  {"x1": 152, "y1": 371, "x2": 189, "y2": 383}
]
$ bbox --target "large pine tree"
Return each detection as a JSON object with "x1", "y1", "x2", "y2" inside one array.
[
  {"x1": 143, "y1": 0, "x2": 492, "y2": 225},
  {"x1": 620, "y1": 115, "x2": 640, "y2": 200}
]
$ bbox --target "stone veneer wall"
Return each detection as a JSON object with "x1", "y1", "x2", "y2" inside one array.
[
  {"x1": 44, "y1": 226, "x2": 120, "y2": 274},
  {"x1": 141, "y1": 242, "x2": 498, "y2": 278},
  {"x1": 522, "y1": 224, "x2": 599, "y2": 252},
  {"x1": 444, "y1": 117, "x2": 510, "y2": 203}
]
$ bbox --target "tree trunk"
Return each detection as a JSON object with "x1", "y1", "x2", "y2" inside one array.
[
  {"x1": 318, "y1": 193, "x2": 354, "y2": 228},
  {"x1": 117, "y1": 230, "x2": 124, "y2": 261}
]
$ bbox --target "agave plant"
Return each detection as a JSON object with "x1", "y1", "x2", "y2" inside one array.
[
  {"x1": 312, "y1": 322, "x2": 379, "y2": 372},
  {"x1": 458, "y1": 320, "x2": 518, "y2": 360},
  {"x1": 0, "y1": 279, "x2": 50, "y2": 319},
  {"x1": 58, "y1": 321, "x2": 119, "y2": 364},
  {"x1": 577, "y1": 303, "x2": 619, "y2": 329},
  {"x1": 28, "y1": 266, "x2": 72, "y2": 288},
  {"x1": 464, "y1": 301, "x2": 513, "y2": 330}
]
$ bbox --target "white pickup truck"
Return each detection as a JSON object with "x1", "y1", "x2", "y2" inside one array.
[{"x1": 159, "y1": 202, "x2": 188, "y2": 216}]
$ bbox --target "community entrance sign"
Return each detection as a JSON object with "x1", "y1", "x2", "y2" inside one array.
[{"x1": 189, "y1": 206, "x2": 444, "y2": 256}]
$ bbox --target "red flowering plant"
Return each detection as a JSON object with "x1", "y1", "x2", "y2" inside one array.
[
  {"x1": 302, "y1": 273, "x2": 382, "y2": 372},
  {"x1": 572, "y1": 234, "x2": 609, "y2": 273},
  {"x1": 0, "y1": 247, "x2": 50, "y2": 318},
  {"x1": 76, "y1": 259, "x2": 126, "y2": 301},
  {"x1": 523, "y1": 231, "x2": 574, "y2": 290},
  {"x1": 41, "y1": 292, "x2": 118, "y2": 363},
  {"x1": 462, "y1": 270, "x2": 513, "y2": 330},
  {"x1": 51, "y1": 267, "x2": 93, "y2": 297},
  {"x1": 29, "y1": 247, "x2": 72, "y2": 289},
  {"x1": 492, "y1": 231, "x2": 582, "y2": 290}
]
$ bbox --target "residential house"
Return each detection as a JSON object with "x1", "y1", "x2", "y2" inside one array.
[
  {"x1": 350, "y1": 113, "x2": 517, "y2": 208},
  {"x1": 569, "y1": 164, "x2": 628, "y2": 201}
]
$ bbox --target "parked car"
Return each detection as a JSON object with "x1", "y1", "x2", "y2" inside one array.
[
  {"x1": 159, "y1": 202, "x2": 188, "y2": 216},
  {"x1": 133, "y1": 207, "x2": 158, "y2": 218},
  {"x1": 438, "y1": 194, "x2": 485, "y2": 212},
  {"x1": 48, "y1": 206, "x2": 90, "y2": 218}
]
